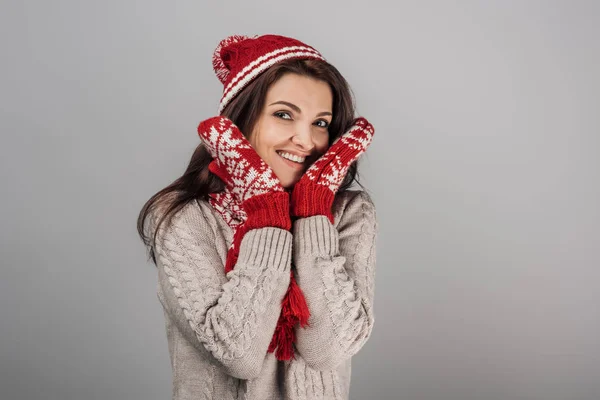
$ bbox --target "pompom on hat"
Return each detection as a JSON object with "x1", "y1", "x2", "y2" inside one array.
[{"x1": 212, "y1": 34, "x2": 327, "y2": 114}]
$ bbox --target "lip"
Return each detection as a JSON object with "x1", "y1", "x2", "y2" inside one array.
[
  {"x1": 276, "y1": 151, "x2": 306, "y2": 170},
  {"x1": 276, "y1": 149, "x2": 310, "y2": 158}
]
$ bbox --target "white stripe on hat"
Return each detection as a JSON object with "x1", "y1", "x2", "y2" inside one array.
[
  {"x1": 223, "y1": 45, "x2": 323, "y2": 94},
  {"x1": 219, "y1": 47, "x2": 325, "y2": 114}
]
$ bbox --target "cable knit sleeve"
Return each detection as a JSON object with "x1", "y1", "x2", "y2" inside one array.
[
  {"x1": 150, "y1": 201, "x2": 293, "y2": 379},
  {"x1": 292, "y1": 190, "x2": 378, "y2": 371}
]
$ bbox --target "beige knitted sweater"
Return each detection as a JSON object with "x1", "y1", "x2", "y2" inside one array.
[{"x1": 148, "y1": 189, "x2": 378, "y2": 399}]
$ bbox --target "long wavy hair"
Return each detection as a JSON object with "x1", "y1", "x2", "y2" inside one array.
[{"x1": 137, "y1": 58, "x2": 365, "y2": 264}]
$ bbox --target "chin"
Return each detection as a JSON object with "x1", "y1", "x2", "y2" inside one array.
[{"x1": 280, "y1": 177, "x2": 300, "y2": 190}]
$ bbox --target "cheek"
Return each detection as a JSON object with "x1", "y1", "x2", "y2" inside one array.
[
  {"x1": 318, "y1": 135, "x2": 330, "y2": 153},
  {"x1": 247, "y1": 126, "x2": 261, "y2": 149},
  {"x1": 262, "y1": 121, "x2": 288, "y2": 146},
  {"x1": 250, "y1": 125, "x2": 276, "y2": 156}
]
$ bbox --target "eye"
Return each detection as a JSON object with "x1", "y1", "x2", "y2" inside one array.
[
  {"x1": 314, "y1": 119, "x2": 330, "y2": 128},
  {"x1": 274, "y1": 111, "x2": 292, "y2": 120}
]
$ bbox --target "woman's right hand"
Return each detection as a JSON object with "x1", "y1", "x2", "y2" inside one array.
[{"x1": 197, "y1": 116, "x2": 291, "y2": 232}]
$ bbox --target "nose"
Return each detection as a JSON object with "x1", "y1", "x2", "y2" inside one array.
[{"x1": 291, "y1": 126, "x2": 315, "y2": 152}]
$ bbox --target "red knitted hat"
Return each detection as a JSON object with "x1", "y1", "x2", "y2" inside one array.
[{"x1": 212, "y1": 34, "x2": 327, "y2": 114}]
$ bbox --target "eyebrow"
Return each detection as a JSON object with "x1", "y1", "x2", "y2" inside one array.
[{"x1": 268, "y1": 100, "x2": 332, "y2": 117}]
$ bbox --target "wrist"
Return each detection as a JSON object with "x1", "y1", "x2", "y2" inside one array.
[
  {"x1": 290, "y1": 183, "x2": 335, "y2": 223},
  {"x1": 243, "y1": 191, "x2": 291, "y2": 230}
]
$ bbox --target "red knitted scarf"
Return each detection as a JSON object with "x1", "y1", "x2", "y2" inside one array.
[{"x1": 207, "y1": 171, "x2": 310, "y2": 361}]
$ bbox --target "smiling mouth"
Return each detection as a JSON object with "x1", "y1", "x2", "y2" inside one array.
[
  {"x1": 276, "y1": 151, "x2": 306, "y2": 169},
  {"x1": 276, "y1": 150, "x2": 306, "y2": 163}
]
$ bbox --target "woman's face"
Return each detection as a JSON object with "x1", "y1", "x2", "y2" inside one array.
[{"x1": 248, "y1": 73, "x2": 332, "y2": 189}]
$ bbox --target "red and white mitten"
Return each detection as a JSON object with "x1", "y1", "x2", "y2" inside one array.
[
  {"x1": 198, "y1": 116, "x2": 290, "y2": 232},
  {"x1": 291, "y1": 117, "x2": 375, "y2": 223}
]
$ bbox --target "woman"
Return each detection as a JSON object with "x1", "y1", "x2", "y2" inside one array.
[{"x1": 137, "y1": 34, "x2": 378, "y2": 400}]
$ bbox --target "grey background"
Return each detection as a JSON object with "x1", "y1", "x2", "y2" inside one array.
[{"x1": 1, "y1": 1, "x2": 598, "y2": 399}]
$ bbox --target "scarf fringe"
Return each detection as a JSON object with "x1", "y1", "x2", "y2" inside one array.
[{"x1": 267, "y1": 272, "x2": 310, "y2": 360}]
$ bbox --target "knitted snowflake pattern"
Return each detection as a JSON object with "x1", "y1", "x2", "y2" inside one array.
[
  {"x1": 198, "y1": 116, "x2": 285, "y2": 203},
  {"x1": 302, "y1": 117, "x2": 374, "y2": 192},
  {"x1": 207, "y1": 190, "x2": 246, "y2": 227},
  {"x1": 198, "y1": 116, "x2": 285, "y2": 255}
]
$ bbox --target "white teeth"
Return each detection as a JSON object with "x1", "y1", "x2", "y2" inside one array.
[{"x1": 277, "y1": 151, "x2": 305, "y2": 163}]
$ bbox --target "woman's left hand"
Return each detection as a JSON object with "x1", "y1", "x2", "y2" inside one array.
[{"x1": 290, "y1": 117, "x2": 375, "y2": 223}]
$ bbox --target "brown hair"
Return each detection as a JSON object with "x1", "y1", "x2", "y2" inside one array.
[{"x1": 137, "y1": 58, "x2": 366, "y2": 264}]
